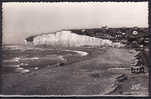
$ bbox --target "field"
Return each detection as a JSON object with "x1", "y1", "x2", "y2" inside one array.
[{"x1": 1, "y1": 44, "x2": 148, "y2": 95}]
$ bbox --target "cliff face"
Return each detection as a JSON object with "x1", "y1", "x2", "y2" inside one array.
[{"x1": 25, "y1": 30, "x2": 113, "y2": 47}]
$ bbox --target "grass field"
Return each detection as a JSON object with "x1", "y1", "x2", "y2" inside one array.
[{"x1": 1, "y1": 45, "x2": 148, "y2": 96}]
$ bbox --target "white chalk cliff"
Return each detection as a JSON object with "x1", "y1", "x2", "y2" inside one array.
[{"x1": 26, "y1": 30, "x2": 114, "y2": 47}]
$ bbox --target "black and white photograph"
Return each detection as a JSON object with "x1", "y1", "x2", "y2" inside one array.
[{"x1": 1, "y1": 1, "x2": 149, "y2": 96}]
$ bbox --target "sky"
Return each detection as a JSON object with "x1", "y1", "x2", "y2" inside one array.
[{"x1": 2, "y1": 2, "x2": 148, "y2": 44}]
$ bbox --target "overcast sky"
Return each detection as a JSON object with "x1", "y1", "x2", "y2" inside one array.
[{"x1": 2, "y1": 2, "x2": 148, "y2": 44}]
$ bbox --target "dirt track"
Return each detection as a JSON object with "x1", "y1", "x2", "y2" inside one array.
[{"x1": 1, "y1": 47, "x2": 148, "y2": 96}]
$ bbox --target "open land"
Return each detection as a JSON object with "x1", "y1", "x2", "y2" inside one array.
[{"x1": 1, "y1": 45, "x2": 148, "y2": 96}]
